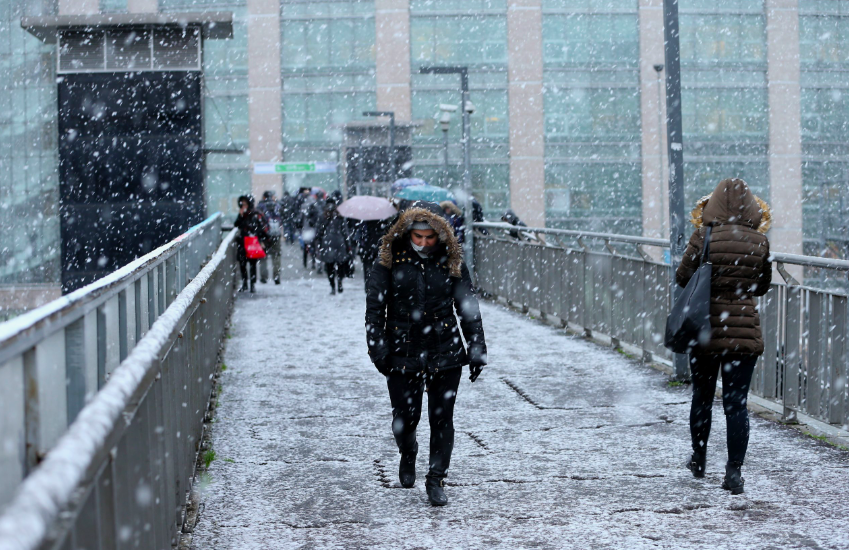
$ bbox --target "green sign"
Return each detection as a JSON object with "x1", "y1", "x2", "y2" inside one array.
[{"x1": 254, "y1": 162, "x2": 337, "y2": 174}]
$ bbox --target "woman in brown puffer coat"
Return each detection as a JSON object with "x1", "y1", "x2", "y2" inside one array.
[{"x1": 676, "y1": 178, "x2": 772, "y2": 494}]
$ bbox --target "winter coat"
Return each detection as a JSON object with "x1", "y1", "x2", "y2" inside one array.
[
  {"x1": 314, "y1": 210, "x2": 353, "y2": 264},
  {"x1": 440, "y1": 201, "x2": 465, "y2": 243},
  {"x1": 257, "y1": 198, "x2": 284, "y2": 238},
  {"x1": 234, "y1": 209, "x2": 269, "y2": 243},
  {"x1": 676, "y1": 178, "x2": 772, "y2": 357},
  {"x1": 365, "y1": 207, "x2": 487, "y2": 373}
]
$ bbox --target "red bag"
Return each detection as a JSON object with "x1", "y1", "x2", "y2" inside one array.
[{"x1": 244, "y1": 236, "x2": 266, "y2": 260}]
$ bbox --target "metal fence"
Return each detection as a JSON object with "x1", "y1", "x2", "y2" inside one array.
[
  {"x1": 473, "y1": 222, "x2": 849, "y2": 428},
  {"x1": 0, "y1": 214, "x2": 223, "y2": 508},
  {"x1": 0, "y1": 225, "x2": 237, "y2": 550}
]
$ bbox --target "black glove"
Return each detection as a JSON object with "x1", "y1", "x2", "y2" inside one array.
[
  {"x1": 373, "y1": 356, "x2": 392, "y2": 376},
  {"x1": 469, "y1": 362, "x2": 484, "y2": 382}
]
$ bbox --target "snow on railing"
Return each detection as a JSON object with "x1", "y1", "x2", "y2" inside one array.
[
  {"x1": 0, "y1": 213, "x2": 223, "y2": 508},
  {"x1": 473, "y1": 221, "x2": 849, "y2": 427},
  {"x1": 0, "y1": 227, "x2": 237, "y2": 550}
]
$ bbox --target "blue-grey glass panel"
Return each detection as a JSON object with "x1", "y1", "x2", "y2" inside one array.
[
  {"x1": 0, "y1": 0, "x2": 60, "y2": 285},
  {"x1": 411, "y1": 0, "x2": 506, "y2": 11},
  {"x1": 681, "y1": 88, "x2": 768, "y2": 141},
  {"x1": 802, "y1": 87, "x2": 849, "y2": 142},
  {"x1": 543, "y1": 0, "x2": 636, "y2": 10},
  {"x1": 800, "y1": 14, "x2": 849, "y2": 68},
  {"x1": 411, "y1": 15, "x2": 507, "y2": 66},
  {"x1": 544, "y1": 87, "x2": 641, "y2": 140},
  {"x1": 412, "y1": 89, "x2": 508, "y2": 140},
  {"x1": 680, "y1": 13, "x2": 766, "y2": 64},
  {"x1": 542, "y1": 14, "x2": 638, "y2": 65},
  {"x1": 281, "y1": 16, "x2": 375, "y2": 71},
  {"x1": 282, "y1": 0, "x2": 373, "y2": 17}
]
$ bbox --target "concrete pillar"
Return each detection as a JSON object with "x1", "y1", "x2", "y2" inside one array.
[
  {"x1": 247, "y1": 0, "x2": 283, "y2": 198},
  {"x1": 766, "y1": 0, "x2": 804, "y2": 261},
  {"x1": 127, "y1": 0, "x2": 158, "y2": 13},
  {"x1": 58, "y1": 0, "x2": 98, "y2": 15},
  {"x1": 375, "y1": 0, "x2": 411, "y2": 121},
  {"x1": 638, "y1": 0, "x2": 669, "y2": 243},
  {"x1": 507, "y1": 0, "x2": 545, "y2": 227}
]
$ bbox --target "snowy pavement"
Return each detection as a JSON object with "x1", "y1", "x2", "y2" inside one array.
[{"x1": 191, "y1": 245, "x2": 849, "y2": 550}]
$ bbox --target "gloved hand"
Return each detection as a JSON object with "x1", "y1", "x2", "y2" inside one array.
[
  {"x1": 373, "y1": 356, "x2": 392, "y2": 376},
  {"x1": 469, "y1": 362, "x2": 484, "y2": 382}
]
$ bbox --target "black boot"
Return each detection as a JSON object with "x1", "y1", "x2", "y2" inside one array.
[
  {"x1": 426, "y1": 477, "x2": 448, "y2": 506},
  {"x1": 250, "y1": 282, "x2": 255, "y2": 294},
  {"x1": 239, "y1": 281, "x2": 248, "y2": 292},
  {"x1": 426, "y1": 429, "x2": 454, "y2": 506},
  {"x1": 721, "y1": 461, "x2": 745, "y2": 494},
  {"x1": 337, "y1": 279, "x2": 343, "y2": 293},
  {"x1": 687, "y1": 449, "x2": 706, "y2": 478},
  {"x1": 396, "y1": 433, "x2": 418, "y2": 488}
]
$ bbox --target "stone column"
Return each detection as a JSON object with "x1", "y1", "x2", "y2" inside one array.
[
  {"x1": 766, "y1": 0, "x2": 804, "y2": 261},
  {"x1": 507, "y1": 0, "x2": 545, "y2": 227},
  {"x1": 375, "y1": 0, "x2": 411, "y2": 121},
  {"x1": 58, "y1": 0, "x2": 98, "y2": 15},
  {"x1": 638, "y1": 0, "x2": 669, "y2": 243},
  {"x1": 247, "y1": 0, "x2": 283, "y2": 198},
  {"x1": 127, "y1": 0, "x2": 157, "y2": 12}
]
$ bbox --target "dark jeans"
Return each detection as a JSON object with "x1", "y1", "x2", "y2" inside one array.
[
  {"x1": 326, "y1": 262, "x2": 342, "y2": 290},
  {"x1": 689, "y1": 354, "x2": 757, "y2": 465},
  {"x1": 387, "y1": 368, "x2": 462, "y2": 478},
  {"x1": 238, "y1": 256, "x2": 258, "y2": 287}
]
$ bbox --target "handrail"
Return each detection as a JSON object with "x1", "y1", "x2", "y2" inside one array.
[
  {"x1": 0, "y1": 213, "x2": 223, "y2": 365},
  {"x1": 473, "y1": 221, "x2": 849, "y2": 272},
  {"x1": 0, "y1": 228, "x2": 238, "y2": 550}
]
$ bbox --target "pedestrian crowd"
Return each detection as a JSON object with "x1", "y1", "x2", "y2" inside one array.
[{"x1": 234, "y1": 178, "x2": 773, "y2": 507}]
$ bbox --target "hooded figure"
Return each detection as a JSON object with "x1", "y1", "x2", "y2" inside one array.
[
  {"x1": 314, "y1": 201, "x2": 353, "y2": 294},
  {"x1": 676, "y1": 178, "x2": 772, "y2": 495},
  {"x1": 365, "y1": 207, "x2": 487, "y2": 507},
  {"x1": 234, "y1": 195, "x2": 270, "y2": 293}
]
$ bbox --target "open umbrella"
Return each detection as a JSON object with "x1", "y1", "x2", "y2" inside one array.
[
  {"x1": 394, "y1": 184, "x2": 456, "y2": 204},
  {"x1": 391, "y1": 178, "x2": 428, "y2": 193},
  {"x1": 337, "y1": 195, "x2": 398, "y2": 221}
]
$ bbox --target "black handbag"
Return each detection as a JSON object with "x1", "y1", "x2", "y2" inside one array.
[{"x1": 664, "y1": 226, "x2": 713, "y2": 354}]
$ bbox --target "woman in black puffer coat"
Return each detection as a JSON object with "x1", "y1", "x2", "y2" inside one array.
[
  {"x1": 314, "y1": 200, "x2": 353, "y2": 294},
  {"x1": 365, "y1": 207, "x2": 487, "y2": 507}
]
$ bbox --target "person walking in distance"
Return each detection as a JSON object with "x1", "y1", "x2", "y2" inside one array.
[
  {"x1": 676, "y1": 178, "x2": 772, "y2": 494},
  {"x1": 365, "y1": 207, "x2": 487, "y2": 506},
  {"x1": 314, "y1": 196, "x2": 353, "y2": 295},
  {"x1": 257, "y1": 190, "x2": 284, "y2": 285},
  {"x1": 234, "y1": 195, "x2": 269, "y2": 293}
]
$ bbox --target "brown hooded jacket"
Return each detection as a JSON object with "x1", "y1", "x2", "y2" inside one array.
[{"x1": 676, "y1": 178, "x2": 772, "y2": 356}]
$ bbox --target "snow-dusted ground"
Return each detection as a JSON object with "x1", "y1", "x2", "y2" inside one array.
[{"x1": 191, "y1": 245, "x2": 849, "y2": 550}]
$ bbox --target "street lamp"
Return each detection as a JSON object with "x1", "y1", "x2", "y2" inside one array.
[
  {"x1": 419, "y1": 65, "x2": 476, "y2": 278},
  {"x1": 437, "y1": 104, "x2": 457, "y2": 188},
  {"x1": 653, "y1": 64, "x2": 666, "y2": 240},
  {"x1": 362, "y1": 110, "x2": 396, "y2": 183}
]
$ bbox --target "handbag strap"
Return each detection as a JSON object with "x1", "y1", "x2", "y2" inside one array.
[{"x1": 701, "y1": 225, "x2": 712, "y2": 265}]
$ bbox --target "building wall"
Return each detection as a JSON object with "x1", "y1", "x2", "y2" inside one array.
[{"x1": 0, "y1": 0, "x2": 60, "y2": 289}]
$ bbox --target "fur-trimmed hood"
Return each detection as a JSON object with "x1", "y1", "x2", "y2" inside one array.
[
  {"x1": 378, "y1": 207, "x2": 463, "y2": 277},
  {"x1": 690, "y1": 178, "x2": 772, "y2": 234}
]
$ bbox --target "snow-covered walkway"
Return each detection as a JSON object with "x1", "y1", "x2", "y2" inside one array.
[{"x1": 191, "y1": 245, "x2": 849, "y2": 550}]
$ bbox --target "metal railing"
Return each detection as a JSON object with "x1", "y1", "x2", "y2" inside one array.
[
  {"x1": 0, "y1": 225, "x2": 238, "y2": 550},
  {"x1": 473, "y1": 222, "x2": 849, "y2": 427},
  {"x1": 0, "y1": 214, "x2": 223, "y2": 508}
]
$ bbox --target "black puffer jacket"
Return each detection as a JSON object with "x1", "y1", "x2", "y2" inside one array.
[{"x1": 365, "y1": 208, "x2": 487, "y2": 373}]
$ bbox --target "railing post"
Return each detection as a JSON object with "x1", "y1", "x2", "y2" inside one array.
[
  {"x1": 24, "y1": 331, "x2": 68, "y2": 471},
  {"x1": 0, "y1": 356, "x2": 25, "y2": 503},
  {"x1": 829, "y1": 296, "x2": 846, "y2": 425}
]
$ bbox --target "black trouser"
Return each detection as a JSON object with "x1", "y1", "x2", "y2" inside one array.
[
  {"x1": 326, "y1": 262, "x2": 342, "y2": 290},
  {"x1": 689, "y1": 354, "x2": 757, "y2": 465},
  {"x1": 387, "y1": 368, "x2": 462, "y2": 479},
  {"x1": 238, "y1": 251, "x2": 258, "y2": 288}
]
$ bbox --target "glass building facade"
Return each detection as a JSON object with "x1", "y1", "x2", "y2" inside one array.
[
  {"x1": 410, "y1": 0, "x2": 510, "y2": 219},
  {"x1": 1, "y1": 0, "x2": 847, "y2": 306},
  {"x1": 281, "y1": 0, "x2": 376, "y2": 194},
  {"x1": 799, "y1": 0, "x2": 849, "y2": 255},
  {"x1": 679, "y1": 0, "x2": 770, "y2": 209},
  {"x1": 0, "y1": 0, "x2": 60, "y2": 285},
  {"x1": 542, "y1": 0, "x2": 642, "y2": 233}
]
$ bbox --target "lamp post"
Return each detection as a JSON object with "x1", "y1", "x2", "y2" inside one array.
[
  {"x1": 653, "y1": 64, "x2": 666, "y2": 240},
  {"x1": 362, "y1": 111, "x2": 396, "y2": 182},
  {"x1": 438, "y1": 104, "x2": 457, "y2": 188},
  {"x1": 419, "y1": 66, "x2": 475, "y2": 279},
  {"x1": 662, "y1": 0, "x2": 689, "y2": 380}
]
